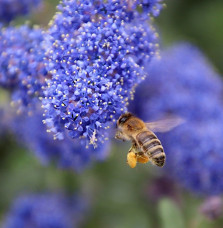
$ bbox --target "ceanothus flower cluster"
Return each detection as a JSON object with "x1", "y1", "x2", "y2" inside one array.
[
  {"x1": 130, "y1": 43, "x2": 223, "y2": 122},
  {"x1": 2, "y1": 193, "x2": 87, "y2": 228},
  {"x1": 7, "y1": 106, "x2": 110, "y2": 172},
  {"x1": 42, "y1": 0, "x2": 161, "y2": 147},
  {"x1": 129, "y1": 43, "x2": 223, "y2": 195},
  {"x1": 129, "y1": 0, "x2": 164, "y2": 18},
  {"x1": 0, "y1": 0, "x2": 42, "y2": 23},
  {"x1": 162, "y1": 120, "x2": 223, "y2": 195},
  {"x1": 0, "y1": 25, "x2": 49, "y2": 113}
]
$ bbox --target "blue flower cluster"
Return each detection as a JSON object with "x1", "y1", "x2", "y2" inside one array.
[
  {"x1": 42, "y1": 0, "x2": 161, "y2": 147},
  {"x1": 0, "y1": 0, "x2": 42, "y2": 23},
  {"x1": 0, "y1": 25, "x2": 48, "y2": 113},
  {"x1": 2, "y1": 193, "x2": 87, "y2": 228},
  {"x1": 130, "y1": 0, "x2": 164, "y2": 18},
  {"x1": 163, "y1": 121, "x2": 223, "y2": 195},
  {"x1": 7, "y1": 106, "x2": 110, "y2": 172},
  {"x1": 130, "y1": 43, "x2": 223, "y2": 122},
  {"x1": 129, "y1": 43, "x2": 223, "y2": 195}
]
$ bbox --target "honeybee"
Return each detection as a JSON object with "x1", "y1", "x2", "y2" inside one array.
[{"x1": 115, "y1": 112, "x2": 184, "y2": 168}]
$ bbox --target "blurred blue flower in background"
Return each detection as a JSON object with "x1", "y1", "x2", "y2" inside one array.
[
  {"x1": 129, "y1": 43, "x2": 223, "y2": 195},
  {"x1": 2, "y1": 193, "x2": 87, "y2": 228},
  {"x1": 0, "y1": 0, "x2": 42, "y2": 23},
  {"x1": 42, "y1": 0, "x2": 160, "y2": 147},
  {"x1": 6, "y1": 106, "x2": 110, "y2": 172},
  {"x1": 200, "y1": 196, "x2": 223, "y2": 220},
  {"x1": 161, "y1": 121, "x2": 223, "y2": 195},
  {"x1": 0, "y1": 25, "x2": 49, "y2": 113},
  {"x1": 130, "y1": 43, "x2": 223, "y2": 122}
]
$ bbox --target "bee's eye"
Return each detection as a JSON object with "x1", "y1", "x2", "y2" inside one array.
[{"x1": 119, "y1": 116, "x2": 129, "y2": 124}]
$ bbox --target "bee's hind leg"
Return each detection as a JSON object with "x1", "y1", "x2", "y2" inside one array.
[{"x1": 136, "y1": 152, "x2": 150, "y2": 164}]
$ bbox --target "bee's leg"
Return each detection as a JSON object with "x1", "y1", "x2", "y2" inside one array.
[
  {"x1": 136, "y1": 152, "x2": 150, "y2": 164},
  {"x1": 128, "y1": 142, "x2": 137, "y2": 153}
]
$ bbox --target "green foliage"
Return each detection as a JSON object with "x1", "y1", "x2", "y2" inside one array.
[
  {"x1": 158, "y1": 199, "x2": 185, "y2": 228},
  {"x1": 156, "y1": 0, "x2": 223, "y2": 74}
]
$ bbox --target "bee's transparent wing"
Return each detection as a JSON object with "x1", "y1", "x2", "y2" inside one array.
[{"x1": 145, "y1": 116, "x2": 185, "y2": 133}]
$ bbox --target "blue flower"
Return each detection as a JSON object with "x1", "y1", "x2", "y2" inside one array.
[
  {"x1": 130, "y1": 43, "x2": 223, "y2": 122},
  {"x1": 0, "y1": 0, "x2": 42, "y2": 23},
  {"x1": 42, "y1": 0, "x2": 159, "y2": 147},
  {"x1": 200, "y1": 196, "x2": 223, "y2": 220},
  {"x1": 129, "y1": 43, "x2": 223, "y2": 195},
  {"x1": 162, "y1": 121, "x2": 223, "y2": 195},
  {"x1": 130, "y1": 0, "x2": 165, "y2": 18},
  {"x1": 0, "y1": 25, "x2": 48, "y2": 113},
  {"x1": 48, "y1": 0, "x2": 164, "y2": 32},
  {"x1": 2, "y1": 193, "x2": 87, "y2": 228},
  {"x1": 94, "y1": 0, "x2": 164, "y2": 21},
  {"x1": 7, "y1": 106, "x2": 110, "y2": 172}
]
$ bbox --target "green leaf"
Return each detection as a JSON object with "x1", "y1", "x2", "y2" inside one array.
[{"x1": 158, "y1": 198, "x2": 185, "y2": 228}]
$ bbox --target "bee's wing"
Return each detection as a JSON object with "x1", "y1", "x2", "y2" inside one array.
[{"x1": 145, "y1": 116, "x2": 185, "y2": 133}]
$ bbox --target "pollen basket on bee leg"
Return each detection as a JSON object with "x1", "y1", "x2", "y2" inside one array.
[
  {"x1": 127, "y1": 152, "x2": 137, "y2": 168},
  {"x1": 136, "y1": 152, "x2": 150, "y2": 164}
]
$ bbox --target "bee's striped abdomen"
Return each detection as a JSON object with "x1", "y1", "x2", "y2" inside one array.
[
  {"x1": 151, "y1": 152, "x2": 166, "y2": 167},
  {"x1": 136, "y1": 131, "x2": 166, "y2": 167},
  {"x1": 136, "y1": 131, "x2": 156, "y2": 146}
]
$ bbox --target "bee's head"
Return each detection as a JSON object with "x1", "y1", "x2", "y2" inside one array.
[{"x1": 117, "y1": 112, "x2": 133, "y2": 127}]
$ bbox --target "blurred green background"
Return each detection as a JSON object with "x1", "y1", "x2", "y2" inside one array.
[{"x1": 1, "y1": 0, "x2": 223, "y2": 227}]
